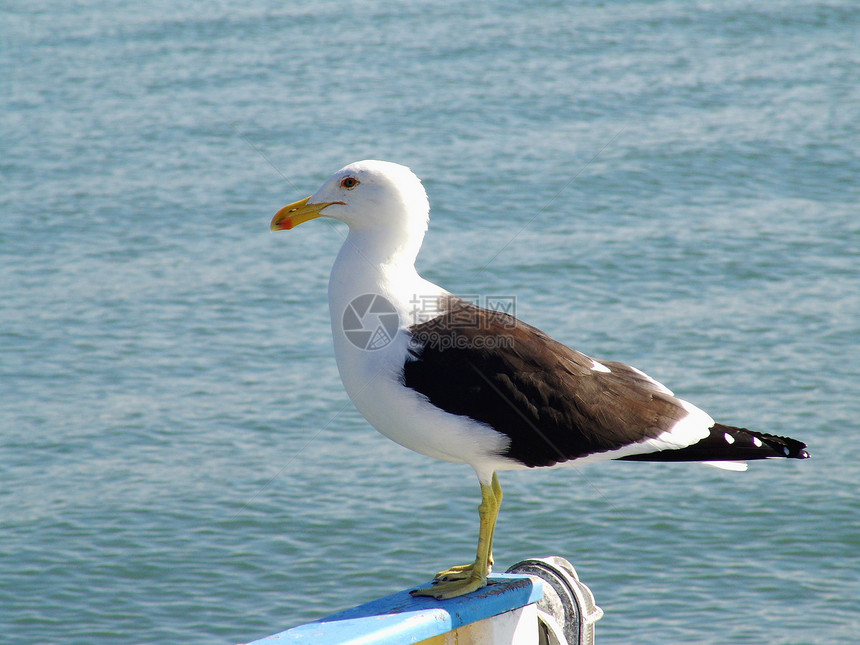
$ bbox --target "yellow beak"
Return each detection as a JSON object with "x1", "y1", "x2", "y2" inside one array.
[{"x1": 270, "y1": 196, "x2": 343, "y2": 231}]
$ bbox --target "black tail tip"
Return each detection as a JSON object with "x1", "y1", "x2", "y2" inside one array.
[
  {"x1": 780, "y1": 438, "x2": 809, "y2": 460},
  {"x1": 760, "y1": 431, "x2": 809, "y2": 459}
]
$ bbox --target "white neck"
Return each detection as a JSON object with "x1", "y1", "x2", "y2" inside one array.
[
  {"x1": 328, "y1": 225, "x2": 441, "y2": 313},
  {"x1": 327, "y1": 226, "x2": 446, "y2": 388}
]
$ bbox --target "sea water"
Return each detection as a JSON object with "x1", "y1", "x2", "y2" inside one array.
[{"x1": 2, "y1": 1, "x2": 858, "y2": 643}]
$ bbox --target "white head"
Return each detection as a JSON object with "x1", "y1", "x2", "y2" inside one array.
[{"x1": 271, "y1": 160, "x2": 430, "y2": 261}]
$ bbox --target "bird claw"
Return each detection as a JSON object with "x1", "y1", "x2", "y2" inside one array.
[
  {"x1": 434, "y1": 563, "x2": 474, "y2": 581},
  {"x1": 433, "y1": 556, "x2": 493, "y2": 582},
  {"x1": 410, "y1": 571, "x2": 488, "y2": 599}
]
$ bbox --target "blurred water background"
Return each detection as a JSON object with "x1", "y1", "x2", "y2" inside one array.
[{"x1": 2, "y1": 1, "x2": 858, "y2": 643}]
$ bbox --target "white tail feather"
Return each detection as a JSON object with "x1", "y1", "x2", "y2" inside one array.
[{"x1": 703, "y1": 461, "x2": 748, "y2": 472}]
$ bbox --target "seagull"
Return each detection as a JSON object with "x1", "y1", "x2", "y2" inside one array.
[{"x1": 270, "y1": 160, "x2": 809, "y2": 600}]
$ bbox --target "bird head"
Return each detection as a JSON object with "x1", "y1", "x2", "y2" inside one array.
[{"x1": 271, "y1": 160, "x2": 430, "y2": 241}]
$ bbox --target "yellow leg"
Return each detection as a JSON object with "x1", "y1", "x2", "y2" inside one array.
[
  {"x1": 434, "y1": 473, "x2": 502, "y2": 581},
  {"x1": 486, "y1": 473, "x2": 502, "y2": 569},
  {"x1": 411, "y1": 473, "x2": 503, "y2": 600}
]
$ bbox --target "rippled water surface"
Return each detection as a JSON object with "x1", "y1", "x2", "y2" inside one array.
[{"x1": 2, "y1": 1, "x2": 859, "y2": 643}]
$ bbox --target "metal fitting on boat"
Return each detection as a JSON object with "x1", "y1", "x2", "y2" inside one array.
[{"x1": 507, "y1": 556, "x2": 603, "y2": 645}]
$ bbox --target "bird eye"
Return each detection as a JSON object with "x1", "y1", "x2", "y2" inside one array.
[{"x1": 340, "y1": 177, "x2": 359, "y2": 189}]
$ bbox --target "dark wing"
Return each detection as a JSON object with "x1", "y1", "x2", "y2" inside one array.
[{"x1": 401, "y1": 297, "x2": 696, "y2": 468}]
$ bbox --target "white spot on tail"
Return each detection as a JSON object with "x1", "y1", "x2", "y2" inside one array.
[
  {"x1": 724, "y1": 433, "x2": 735, "y2": 444},
  {"x1": 590, "y1": 359, "x2": 611, "y2": 373},
  {"x1": 752, "y1": 437, "x2": 763, "y2": 447}
]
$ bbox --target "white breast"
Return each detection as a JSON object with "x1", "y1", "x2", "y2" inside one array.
[{"x1": 327, "y1": 232, "x2": 510, "y2": 469}]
